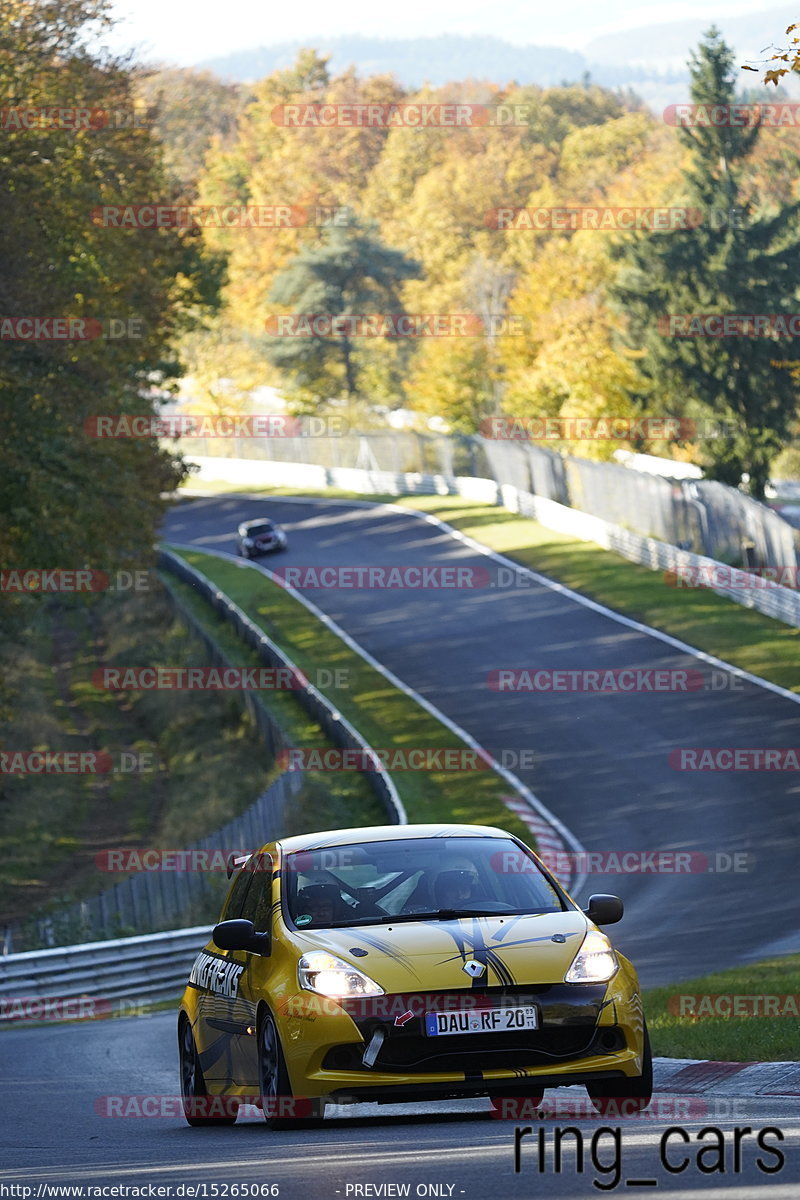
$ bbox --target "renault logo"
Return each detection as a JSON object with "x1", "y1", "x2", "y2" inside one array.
[{"x1": 463, "y1": 959, "x2": 486, "y2": 978}]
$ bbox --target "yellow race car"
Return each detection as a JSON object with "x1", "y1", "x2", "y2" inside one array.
[{"x1": 178, "y1": 822, "x2": 651, "y2": 1127}]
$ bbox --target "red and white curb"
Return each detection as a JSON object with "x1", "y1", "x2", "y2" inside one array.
[
  {"x1": 502, "y1": 795, "x2": 574, "y2": 892},
  {"x1": 655, "y1": 1058, "x2": 800, "y2": 1097}
]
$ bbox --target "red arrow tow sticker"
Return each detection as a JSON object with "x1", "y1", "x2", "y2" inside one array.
[{"x1": 394, "y1": 1010, "x2": 415, "y2": 1027}]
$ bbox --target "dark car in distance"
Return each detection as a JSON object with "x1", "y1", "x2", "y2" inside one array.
[{"x1": 236, "y1": 518, "x2": 288, "y2": 558}]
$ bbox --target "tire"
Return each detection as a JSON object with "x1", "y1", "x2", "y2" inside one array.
[
  {"x1": 258, "y1": 1010, "x2": 323, "y2": 1130},
  {"x1": 178, "y1": 1016, "x2": 238, "y2": 1127},
  {"x1": 586, "y1": 1022, "x2": 653, "y2": 1115}
]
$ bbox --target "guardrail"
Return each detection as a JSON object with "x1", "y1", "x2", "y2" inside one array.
[
  {"x1": 159, "y1": 549, "x2": 406, "y2": 824},
  {"x1": 0, "y1": 925, "x2": 212, "y2": 1018},
  {"x1": 0, "y1": 771, "x2": 306, "y2": 956},
  {"x1": 501, "y1": 484, "x2": 800, "y2": 629},
  {"x1": 2, "y1": 552, "x2": 406, "y2": 956},
  {"x1": 179, "y1": 422, "x2": 799, "y2": 569}
]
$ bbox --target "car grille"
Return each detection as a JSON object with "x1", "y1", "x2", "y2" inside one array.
[
  {"x1": 324, "y1": 1026, "x2": 617, "y2": 1074},
  {"x1": 328, "y1": 984, "x2": 618, "y2": 1075}
]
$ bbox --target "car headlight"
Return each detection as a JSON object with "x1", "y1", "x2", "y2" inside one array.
[
  {"x1": 564, "y1": 930, "x2": 619, "y2": 984},
  {"x1": 298, "y1": 951, "x2": 384, "y2": 998}
]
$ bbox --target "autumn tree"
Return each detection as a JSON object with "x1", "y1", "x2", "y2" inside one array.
[
  {"x1": 742, "y1": 19, "x2": 800, "y2": 84},
  {"x1": 264, "y1": 214, "x2": 420, "y2": 405},
  {"x1": 612, "y1": 29, "x2": 800, "y2": 496},
  {"x1": 0, "y1": 0, "x2": 220, "y2": 582},
  {"x1": 133, "y1": 67, "x2": 246, "y2": 197}
]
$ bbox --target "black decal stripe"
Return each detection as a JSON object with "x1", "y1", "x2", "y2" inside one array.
[
  {"x1": 433, "y1": 922, "x2": 480, "y2": 985},
  {"x1": 347, "y1": 930, "x2": 420, "y2": 974},
  {"x1": 470, "y1": 921, "x2": 515, "y2": 987},
  {"x1": 482, "y1": 947, "x2": 516, "y2": 987},
  {"x1": 465, "y1": 920, "x2": 491, "y2": 990}
]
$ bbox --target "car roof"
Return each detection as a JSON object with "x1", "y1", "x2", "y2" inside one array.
[
  {"x1": 240, "y1": 518, "x2": 273, "y2": 529},
  {"x1": 272, "y1": 823, "x2": 515, "y2": 854}
]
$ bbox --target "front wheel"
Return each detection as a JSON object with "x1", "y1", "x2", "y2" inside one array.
[
  {"x1": 586, "y1": 1023, "x2": 653, "y2": 1115},
  {"x1": 258, "y1": 1010, "x2": 323, "y2": 1129},
  {"x1": 179, "y1": 1017, "x2": 238, "y2": 1126}
]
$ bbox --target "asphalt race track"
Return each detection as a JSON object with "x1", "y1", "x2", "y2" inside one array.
[
  {"x1": 162, "y1": 495, "x2": 799, "y2": 985},
  {"x1": 3, "y1": 493, "x2": 800, "y2": 1197},
  {"x1": 1, "y1": 1012, "x2": 799, "y2": 1196}
]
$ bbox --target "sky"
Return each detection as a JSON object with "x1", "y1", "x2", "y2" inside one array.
[{"x1": 102, "y1": 0, "x2": 775, "y2": 69}]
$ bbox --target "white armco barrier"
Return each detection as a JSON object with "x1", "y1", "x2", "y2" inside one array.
[{"x1": 186, "y1": 456, "x2": 800, "y2": 630}]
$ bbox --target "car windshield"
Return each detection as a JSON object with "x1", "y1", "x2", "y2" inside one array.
[
  {"x1": 247, "y1": 523, "x2": 274, "y2": 536},
  {"x1": 283, "y1": 836, "x2": 566, "y2": 929}
]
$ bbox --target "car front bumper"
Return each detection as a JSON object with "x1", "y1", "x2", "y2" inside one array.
[{"x1": 275, "y1": 968, "x2": 646, "y2": 1101}]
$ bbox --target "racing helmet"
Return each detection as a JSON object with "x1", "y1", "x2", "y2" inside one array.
[{"x1": 433, "y1": 855, "x2": 479, "y2": 902}]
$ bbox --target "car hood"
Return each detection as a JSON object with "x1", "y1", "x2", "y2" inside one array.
[{"x1": 292, "y1": 910, "x2": 590, "y2": 990}]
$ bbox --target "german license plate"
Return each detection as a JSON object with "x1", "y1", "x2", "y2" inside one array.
[{"x1": 424, "y1": 1005, "x2": 538, "y2": 1037}]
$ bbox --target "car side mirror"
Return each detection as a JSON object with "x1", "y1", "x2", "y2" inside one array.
[
  {"x1": 583, "y1": 894, "x2": 623, "y2": 926},
  {"x1": 212, "y1": 918, "x2": 270, "y2": 955}
]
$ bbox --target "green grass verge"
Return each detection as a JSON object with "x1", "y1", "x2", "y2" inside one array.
[
  {"x1": 644, "y1": 955, "x2": 800, "y2": 1062},
  {"x1": 167, "y1": 547, "x2": 536, "y2": 844},
  {"x1": 0, "y1": 585, "x2": 279, "y2": 932},
  {"x1": 159, "y1": 571, "x2": 385, "y2": 837}
]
